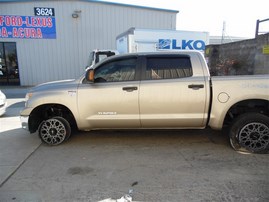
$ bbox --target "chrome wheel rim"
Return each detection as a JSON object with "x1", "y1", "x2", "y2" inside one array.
[
  {"x1": 239, "y1": 122, "x2": 269, "y2": 152},
  {"x1": 40, "y1": 118, "x2": 66, "y2": 145}
]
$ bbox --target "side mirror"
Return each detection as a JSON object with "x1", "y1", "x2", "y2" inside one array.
[{"x1": 85, "y1": 69, "x2": 94, "y2": 82}]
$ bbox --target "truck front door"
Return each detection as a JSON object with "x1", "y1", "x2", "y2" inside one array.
[{"x1": 78, "y1": 57, "x2": 141, "y2": 129}]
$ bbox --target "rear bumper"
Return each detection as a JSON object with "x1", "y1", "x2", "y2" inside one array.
[{"x1": 20, "y1": 115, "x2": 29, "y2": 130}]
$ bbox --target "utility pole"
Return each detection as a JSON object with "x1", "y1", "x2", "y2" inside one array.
[
  {"x1": 221, "y1": 21, "x2": 226, "y2": 44},
  {"x1": 221, "y1": 21, "x2": 233, "y2": 44}
]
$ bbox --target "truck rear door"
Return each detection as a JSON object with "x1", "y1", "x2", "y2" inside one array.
[{"x1": 139, "y1": 54, "x2": 209, "y2": 128}]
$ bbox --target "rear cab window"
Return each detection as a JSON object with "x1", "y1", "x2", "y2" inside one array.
[{"x1": 145, "y1": 56, "x2": 193, "y2": 80}]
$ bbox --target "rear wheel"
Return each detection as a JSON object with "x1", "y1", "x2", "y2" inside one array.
[
  {"x1": 229, "y1": 113, "x2": 269, "y2": 153},
  {"x1": 38, "y1": 116, "x2": 71, "y2": 146}
]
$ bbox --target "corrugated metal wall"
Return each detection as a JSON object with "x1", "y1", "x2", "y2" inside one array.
[{"x1": 0, "y1": 0, "x2": 177, "y2": 86}]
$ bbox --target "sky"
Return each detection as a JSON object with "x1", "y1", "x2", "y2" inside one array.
[{"x1": 101, "y1": 0, "x2": 269, "y2": 39}]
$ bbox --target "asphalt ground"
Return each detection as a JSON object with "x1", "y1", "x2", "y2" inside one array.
[{"x1": 0, "y1": 87, "x2": 268, "y2": 202}]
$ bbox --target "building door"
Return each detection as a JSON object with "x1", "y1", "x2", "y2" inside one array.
[{"x1": 0, "y1": 42, "x2": 20, "y2": 85}]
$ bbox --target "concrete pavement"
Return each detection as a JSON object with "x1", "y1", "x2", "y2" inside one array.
[
  {"x1": 0, "y1": 86, "x2": 41, "y2": 188},
  {"x1": 0, "y1": 87, "x2": 268, "y2": 202}
]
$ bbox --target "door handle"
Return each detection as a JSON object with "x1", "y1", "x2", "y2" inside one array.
[
  {"x1": 188, "y1": 84, "x2": 204, "y2": 90},
  {"x1": 122, "y1": 86, "x2": 138, "y2": 92}
]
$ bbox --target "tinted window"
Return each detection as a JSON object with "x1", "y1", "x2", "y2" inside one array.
[
  {"x1": 146, "y1": 57, "x2": 192, "y2": 80},
  {"x1": 94, "y1": 58, "x2": 137, "y2": 83}
]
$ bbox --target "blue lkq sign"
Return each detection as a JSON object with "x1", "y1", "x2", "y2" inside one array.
[
  {"x1": 0, "y1": 15, "x2": 56, "y2": 39},
  {"x1": 158, "y1": 39, "x2": 206, "y2": 50}
]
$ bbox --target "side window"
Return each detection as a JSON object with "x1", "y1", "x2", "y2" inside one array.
[
  {"x1": 94, "y1": 58, "x2": 137, "y2": 83},
  {"x1": 146, "y1": 57, "x2": 193, "y2": 80}
]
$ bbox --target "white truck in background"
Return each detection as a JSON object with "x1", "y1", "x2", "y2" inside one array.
[
  {"x1": 87, "y1": 49, "x2": 119, "y2": 68},
  {"x1": 89, "y1": 28, "x2": 210, "y2": 66},
  {"x1": 116, "y1": 27, "x2": 209, "y2": 54}
]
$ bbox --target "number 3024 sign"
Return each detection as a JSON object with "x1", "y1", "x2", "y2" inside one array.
[{"x1": 34, "y1": 7, "x2": 55, "y2": 16}]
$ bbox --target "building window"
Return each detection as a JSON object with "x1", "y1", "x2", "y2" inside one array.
[
  {"x1": 146, "y1": 57, "x2": 193, "y2": 80},
  {"x1": 0, "y1": 42, "x2": 20, "y2": 85}
]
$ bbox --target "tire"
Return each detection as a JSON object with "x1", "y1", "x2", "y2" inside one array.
[
  {"x1": 38, "y1": 116, "x2": 71, "y2": 146},
  {"x1": 229, "y1": 113, "x2": 269, "y2": 154}
]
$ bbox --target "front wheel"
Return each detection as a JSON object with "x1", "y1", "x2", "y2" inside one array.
[
  {"x1": 38, "y1": 117, "x2": 71, "y2": 146},
  {"x1": 229, "y1": 113, "x2": 269, "y2": 153}
]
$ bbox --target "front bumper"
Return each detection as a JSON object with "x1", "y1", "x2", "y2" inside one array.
[{"x1": 20, "y1": 115, "x2": 29, "y2": 130}]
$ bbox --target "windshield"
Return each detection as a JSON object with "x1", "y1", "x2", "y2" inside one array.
[
  {"x1": 97, "y1": 53, "x2": 110, "y2": 63},
  {"x1": 87, "y1": 51, "x2": 117, "y2": 69}
]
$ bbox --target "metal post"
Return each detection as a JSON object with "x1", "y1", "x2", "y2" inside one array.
[
  {"x1": 255, "y1": 18, "x2": 269, "y2": 38},
  {"x1": 255, "y1": 19, "x2": 260, "y2": 38}
]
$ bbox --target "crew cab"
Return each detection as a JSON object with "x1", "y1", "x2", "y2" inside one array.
[{"x1": 20, "y1": 51, "x2": 269, "y2": 153}]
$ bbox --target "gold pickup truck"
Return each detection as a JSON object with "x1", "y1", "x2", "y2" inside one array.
[{"x1": 20, "y1": 51, "x2": 269, "y2": 153}]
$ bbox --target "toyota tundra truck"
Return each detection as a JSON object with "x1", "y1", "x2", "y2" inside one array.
[{"x1": 20, "y1": 51, "x2": 269, "y2": 153}]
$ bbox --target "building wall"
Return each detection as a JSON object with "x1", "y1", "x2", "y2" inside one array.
[
  {"x1": 205, "y1": 33, "x2": 269, "y2": 76},
  {"x1": 0, "y1": 0, "x2": 177, "y2": 85},
  {"x1": 209, "y1": 36, "x2": 247, "y2": 45},
  {"x1": 254, "y1": 34, "x2": 269, "y2": 74}
]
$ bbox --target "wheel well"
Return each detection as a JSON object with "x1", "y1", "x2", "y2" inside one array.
[
  {"x1": 28, "y1": 104, "x2": 78, "y2": 133},
  {"x1": 224, "y1": 99, "x2": 269, "y2": 126}
]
